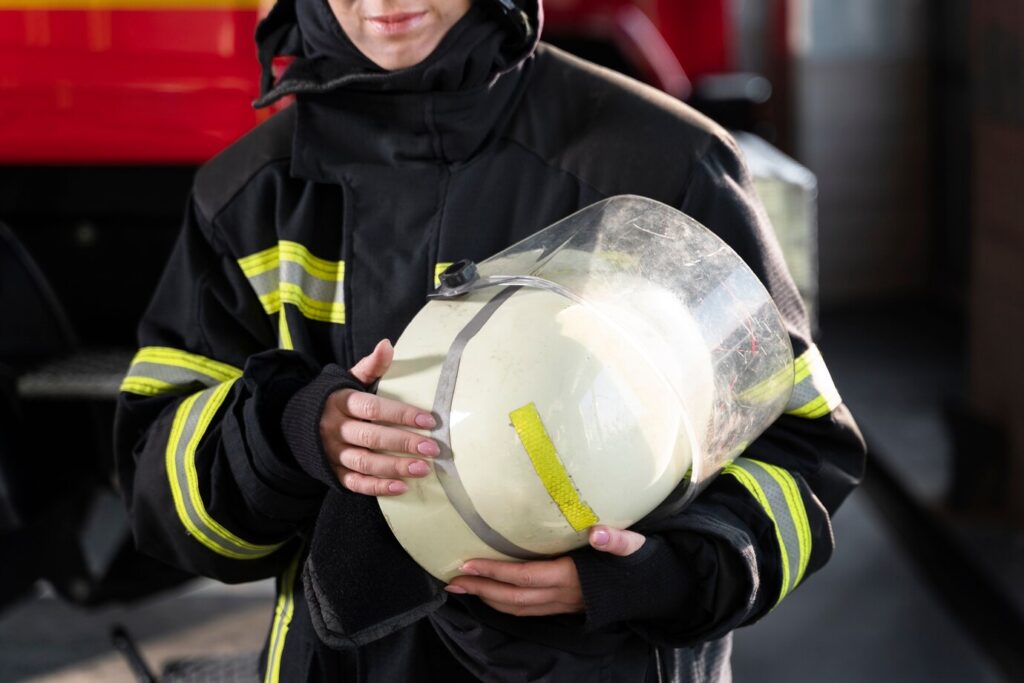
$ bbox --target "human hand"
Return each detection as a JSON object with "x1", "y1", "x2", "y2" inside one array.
[
  {"x1": 444, "y1": 525, "x2": 647, "y2": 616},
  {"x1": 320, "y1": 339, "x2": 439, "y2": 496}
]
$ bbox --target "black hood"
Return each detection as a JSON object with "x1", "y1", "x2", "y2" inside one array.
[{"x1": 254, "y1": 0, "x2": 542, "y2": 108}]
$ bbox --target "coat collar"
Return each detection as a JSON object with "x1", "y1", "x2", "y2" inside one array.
[{"x1": 258, "y1": 2, "x2": 541, "y2": 176}]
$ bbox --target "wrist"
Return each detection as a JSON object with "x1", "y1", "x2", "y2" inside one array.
[
  {"x1": 281, "y1": 364, "x2": 365, "y2": 487},
  {"x1": 570, "y1": 534, "x2": 692, "y2": 631}
]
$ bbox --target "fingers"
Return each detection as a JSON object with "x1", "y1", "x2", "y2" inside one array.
[
  {"x1": 458, "y1": 557, "x2": 574, "y2": 588},
  {"x1": 330, "y1": 447, "x2": 431, "y2": 497},
  {"x1": 588, "y1": 526, "x2": 646, "y2": 557},
  {"x1": 337, "y1": 390, "x2": 435, "y2": 429},
  {"x1": 445, "y1": 557, "x2": 585, "y2": 617},
  {"x1": 445, "y1": 579, "x2": 570, "y2": 617},
  {"x1": 350, "y1": 339, "x2": 394, "y2": 385},
  {"x1": 336, "y1": 470, "x2": 408, "y2": 497},
  {"x1": 337, "y1": 447, "x2": 431, "y2": 479},
  {"x1": 338, "y1": 418, "x2": 440, "y2": 457}
]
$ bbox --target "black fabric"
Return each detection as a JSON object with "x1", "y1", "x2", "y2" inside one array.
[
  {"x1": 254, "y1": 0, "x2": 302, "y2": 99},
  {"x1": 116, "y1": 0, "x2": 866, "y2": 678},
  {"x1": 430, "y1": 598, "x2": 653, "y2": 682},
  {"x1": 281, "y1": 363, "x2": 364, "y2": 487},
  {"x1": 570, "y1": 536, "x2": 693, "y2": 633},
  {"x1": 281, "y1": 585, "x2": 482, "y2": 683},
  {"x1": 304, "y1": 490, "x2": 448, "y2": 649},
  {"x1": 255, "y1": 1, "x2": 540, "y2": 108}
]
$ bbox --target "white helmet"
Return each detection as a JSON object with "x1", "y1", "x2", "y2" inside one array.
[{"x1": 378, "y1": 195, "x2": 793, "y2": 581}]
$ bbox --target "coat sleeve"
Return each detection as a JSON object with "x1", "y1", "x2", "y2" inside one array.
[
  {"x1": 114, "y1": 195, "x2": 357, "y2": 583},
  {"x1": 570, "y1": 132, "x2": 866, "y2": 645}
]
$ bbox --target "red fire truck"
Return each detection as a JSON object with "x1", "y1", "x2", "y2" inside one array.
[{"x1": 0, "y1": 0, "x2": 747, "y2": 163}]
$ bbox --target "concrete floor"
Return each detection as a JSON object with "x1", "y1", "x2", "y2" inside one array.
[
  {"x1": 0, "y1": 305, "x2": 1010, "y2": 682},
  {"x1": 733, "y1": 490, "x2": 1002, "y2": 682}
]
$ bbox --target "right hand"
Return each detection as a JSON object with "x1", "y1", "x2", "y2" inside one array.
[{"x1": 320, "y1": 339, "x2": 439, "y2": 496}]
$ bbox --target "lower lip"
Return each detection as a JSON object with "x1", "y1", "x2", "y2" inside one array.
[{"x1": 366, "y1": 11, "x2": 428, "y2": 35}]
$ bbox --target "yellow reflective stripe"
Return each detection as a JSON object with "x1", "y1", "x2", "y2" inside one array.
[
  {"x1": 182, "y1": 381, "x2": 280, "y2": 553},
  {"x1": 165, "y1": 380, "x2": 284, "y2": 559},
  {"x1": 259, "y1": 290, "x2": 282, "y2": 315},
  {"x1": 434, "y1": 262, "x2": 453, "y2": 288},
  {"x1": 260, "y1": 285, "x2": 346, "y2": 322},
  {"x1": 723, "y1": 462, "x2": 791, "y2": 604},
  {"x1": 735, "y1": 361, "x2": 795, "y2": 405},
  {"x1": 785, "y1": 345, "x2": 842, "y2": 418},
  {"x1": 793, "y1": 352, "x2": 814, "y2": 385},
  {"x1": 509, "y1": 402, "x2": 599, "y2": 532},
  {"x1": 749, "y1": 460, "x2": 812, "y2": 588},
  {"x1": 238, "y1": 245, "x2": 279, "y2": 278},
  {"x1": 264, "y1": 552, "x2": 301, "y2": 683},
  {"x1": 279, "y1": 241, "x2": 344, "y2": 282},
  {"x1": 166, "y1": 391, "x2": 209, "y2": 551},
  {"x1": 278, "y1": 305, "x2": 294, "y2": 351},
  {"x1": 279, "y1": 283, "x2": 345, "y2": 323},
  {"x1": 120, "y1": 347, "x2": 243, "y2": 397},
  {"x1": 238, "y1": 242, "x2": 346, "y2": 325},
  {"x1": 788, "y1": 394, "x2": 833, "y2": 420},
  {"x1": 120, "y1": 377, "x2": 177, "y2": 397},
  {"x1": 238, "y1": 242, "x2": 344, "y2": 282},
  {"x1": 132, "y1": 346, "x2": 242, "y2": 383}
]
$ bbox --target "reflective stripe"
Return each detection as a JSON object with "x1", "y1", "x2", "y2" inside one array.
[
  {"x1": 121, "y1": 377, "x2": 177, "y2": 397},
  {"x1": 120, "y1": 347, "x2": 242, "y2": 396},
  {"x1": 264, "y1": 552, "x2": 300, "y2": 683},
  {"x1": 238, "y1": 244, "x2": 279, "y2": 278},
  {"x1": 510, "y1": 402, "x2": 600, "y2": 532},
  {"x1": 278, "y1": 305, "x2": 294, "y2": 351},
  {"x1": 238, "y1": 241, "x2": 346, "y2": 325},
  {"x1": 430, "y1": 286, "x2": 547, "y2": 561},
  {"x1": 723, "y1": 457, "x2": 811, "y2": 605},
  {"x1": 434, "y1": 262, "x2": 453, "y2": 288},
  {"x1": 165, "y1": 380, "x2": 284, "y2": 559},
  {"x1": 784, "y1": 345, "x2": 841, "y2": 419}
]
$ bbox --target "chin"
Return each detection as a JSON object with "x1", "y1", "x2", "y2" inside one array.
[{"x1": 375, "y1": 41, "x2": 438, "y2": 70}]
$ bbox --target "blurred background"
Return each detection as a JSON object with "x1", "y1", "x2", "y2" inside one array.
[{"x1": 0, "y1": 0, "x2": 1021, "y2": 680}]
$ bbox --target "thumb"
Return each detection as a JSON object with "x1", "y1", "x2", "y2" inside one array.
[
  {"x1": 349, "y1": 339, "x2": 394, "y2": 385},
  {"x1": 589, "y1": 526, "x2": 646, "y2": 557}
]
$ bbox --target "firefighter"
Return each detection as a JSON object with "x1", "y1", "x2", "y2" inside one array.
[{"x1": 114, "y1": 0, "x2": 866, "y2": 680}]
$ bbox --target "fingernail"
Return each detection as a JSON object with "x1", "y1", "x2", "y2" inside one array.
[
  {"x1": 445, "y1": 585, "x2": 467, "y2": 594},
  {"x1": 415, "y1": 413, "x2": 436, "y2": 429},
  {"x1": 408, "y1": 461, "x2": 430, "y2": 476},
  {"x1": 388, "y1": 481, "x2": 407, "y2": 494},
  {"x1": 460, "y1": 564, "x2": 479, "y2": 576},
  {"x1": 417, "y1": 440, "x2": 440, "y2": 456},
  {"x1": 592, "y1": 529, "x2": 610, "y2": 546}
]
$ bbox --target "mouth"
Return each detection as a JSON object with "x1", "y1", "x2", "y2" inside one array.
[{"x1": 365, "y1": 10, "x2": 429, "y2": 35}]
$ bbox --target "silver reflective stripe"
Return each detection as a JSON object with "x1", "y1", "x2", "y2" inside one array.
[
  {"x1": 167, "y1": 383, "x2": 282, "y2": 559},
  {"x1": 121, "y1": 347, "x2": 243, "y2": 397},
  {"x1": 280, "y1": 260, "x2": 341, "y2": 303},
  {"x1": 734, "y1": 459, "x2": 802, "y2": 598},
  {"x1": 431, "y1": 286, "x2": 548, "y2": 561},
  {"x1": 126, "y1": 361, "x2": 222, "y2": 388},
  {"x1": 246, "y1": 263, "x2": 343, "y2": 307},
  {"x1": 785, "y1": 345, "x2": 841, "y2": 418},
  {"x1": 247, "y1": 267, "x2": 280, "y2": 300},
  {"x1": 725, "y1": 457, "x2": 812, "y2": 605}
]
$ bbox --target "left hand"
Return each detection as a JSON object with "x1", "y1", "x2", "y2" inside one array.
[{"x1": 444, "y1": 525, "x2": 647, "y2": 617}]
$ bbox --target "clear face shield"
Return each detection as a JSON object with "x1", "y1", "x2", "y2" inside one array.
[{"x1": 379, "y1": 195, "x2": 794, "y2": 580}]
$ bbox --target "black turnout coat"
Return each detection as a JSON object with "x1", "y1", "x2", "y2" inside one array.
[{"x1": 115, "y1": 1, "x2": 865, "y2": 680}]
